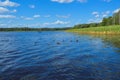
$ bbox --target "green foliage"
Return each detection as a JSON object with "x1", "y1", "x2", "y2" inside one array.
[
  {"x1": 74, "y1": 23, "x2": 100, "y2": 29},
  {"x1": 67, "y1": 25, "x2": 120, "y2": 34},
  {"x1": 113, "y1": 11, "x2": 120, "y2": 25},
  {"x1": 101, "y1": 11, "x2": 120, "y2": 26},
  {"x1": 73, "y1": 10, "x2": 120, "y2": 29}
]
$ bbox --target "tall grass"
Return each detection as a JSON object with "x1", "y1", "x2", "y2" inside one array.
[{"x1": 67, "y1": 25, "x2": 120, "y2": 34}]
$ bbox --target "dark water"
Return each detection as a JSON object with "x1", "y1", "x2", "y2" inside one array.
[{"x1": 0, "y1": 31, "x2": 120, "y2": 80}]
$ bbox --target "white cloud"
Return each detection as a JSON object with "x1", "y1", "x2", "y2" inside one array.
[
  {"x1": 43, "y1": 20, "x2": 70, "y2": 26},
  {"x1": 102, "y1": 14, "x2": 107, "y2": 17},
  {"x1": 0, "y1": 15, "x2": 16, "y2": 18},
  {"x1": 51, "y1": 0, "x2": 113, "y2": 3},
  {"x1": 9, "y1": 9, "x2": 17, "y2": 13},
  {"x1": 53, "y1": 20, "x2": 69, "y2": 24},
  {"x1": 33, "y1": 15, "x2": 40, "y2": 18},
  {"x1": 0, "y1": 7, "x2": 9, "y2": 13},
  {"x1": 56, "y1": 14, "x2": 71, "y2": 18},
  {"x1": 51, "y1": 0, "x2": 74, "y2": 3},
  {"x1": 20, "y1": 16, "x2": 33, "y2": 20},
  {"x1": 21, "y1": 15, "x2": 41, "y2": 20},
  {"x1": 12, "y1": 9, "x2": 17, "y2": 13},
  {"x1": 0, "y1": 0, "x2": 20, "y2": 7},
  {"x1": 102, "y1": 11, "x2": 110, "y2": 17},
  {"x1": 92, "y1": 11, "x2": 100, "y2": 18},
  {"x1": 113, "y1": 8, "x2": 120, "y2": 13},
  {"x1": 51, "y1": 0, "x2": 88, "y2": 3},
  {"x1": 0, "y1": 7, "x2": 17, "y2": 13},
  {"x1": 92, "y1": 11, "x2": 110, "y2": 18},
  {"x1": 92, "y1": 12, "x2": 99, "y2": 15},
  {"x1": 23, "y1": 17, "x2": 33, "y2": 20},
  {"x1": 90, "y1": 10, "x2": 111, "y2": 23},
  {"x1": 29, "y1": 5, "x2": 35, "y2": 8},
  {"x1": 25, "y1": 18, "x2": 33, "y2": 20},
  {"x1": 95, "y1": 14, "x2": 100, "y2": 18}
]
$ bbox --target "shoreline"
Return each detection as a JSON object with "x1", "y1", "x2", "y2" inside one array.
[
  {"x1": 66, "y1": 25, "x2": 120, "y2": 35},
  {"x1": 66, "y1": 31, "x2": 120, "y2": 35}
]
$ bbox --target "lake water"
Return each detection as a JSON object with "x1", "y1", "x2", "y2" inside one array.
[{"x1": 0, "y1": 31, "x2": 120, "y2": 80}]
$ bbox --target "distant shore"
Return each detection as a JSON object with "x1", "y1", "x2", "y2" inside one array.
[{"x1": 0, "y1": 27, "x2": 71, "y2": 32}]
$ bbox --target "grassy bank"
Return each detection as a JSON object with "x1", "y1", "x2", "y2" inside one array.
[{"x1": 66, "y1": 25, "x2": 120, "y2": 34}]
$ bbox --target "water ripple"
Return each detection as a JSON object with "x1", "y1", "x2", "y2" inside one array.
[{"x1": 0, "y1": 32, "x2": 120, "y2": 80}]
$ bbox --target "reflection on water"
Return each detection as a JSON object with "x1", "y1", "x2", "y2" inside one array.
[
  {"x1": 76, "y1": 33, "x2": 120, "y2": 52},
  {"x1": 0, "y1": 32, "x2": 120, "y2": 80},
  {"x1": 91, "y1": 35, "x2": 120, "y2": 52}
]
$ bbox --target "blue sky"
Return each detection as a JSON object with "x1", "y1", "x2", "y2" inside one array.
[{"x1": 0, "y1": 0, "x2": 120, "y2": 28}]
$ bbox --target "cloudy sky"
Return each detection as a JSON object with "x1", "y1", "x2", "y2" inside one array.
[{"x1": 0, "y1": 0, "x2": 120, "y2": 28}]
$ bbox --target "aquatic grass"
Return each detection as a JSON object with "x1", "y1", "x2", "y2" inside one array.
[{"x1": 66, "y1": 25, "x2": 120, "y2": 34}]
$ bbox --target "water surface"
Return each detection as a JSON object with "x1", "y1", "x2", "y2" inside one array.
[{"x1": 0, "y1": 31, "x2": 120, "y2": 80}]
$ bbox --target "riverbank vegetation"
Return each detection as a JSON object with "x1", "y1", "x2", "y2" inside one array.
[
  {"x1": 73, "y1": 10, "x2": 120, "y2": 29},
  {"x1": 67, "y1": 10, "x2": 120, "y2": 34},
  {"x1": 67, "y1": 25, "x2": 120, "y2": 34}
]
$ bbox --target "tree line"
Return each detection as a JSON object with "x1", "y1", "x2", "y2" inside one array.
[
  {"x1": 0, "y1": 27, "x2": 71, "y2": 31},
  {"x1": 73, "y1": 10, "x2": 120, "y2": 29},
  {"x1": 0, "y1": 10, "x2": 120, "y2": 31}
]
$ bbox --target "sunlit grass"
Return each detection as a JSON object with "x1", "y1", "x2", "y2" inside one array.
[{"x1": 66, "y1": 25, "x2": 120, "y2": 34}]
